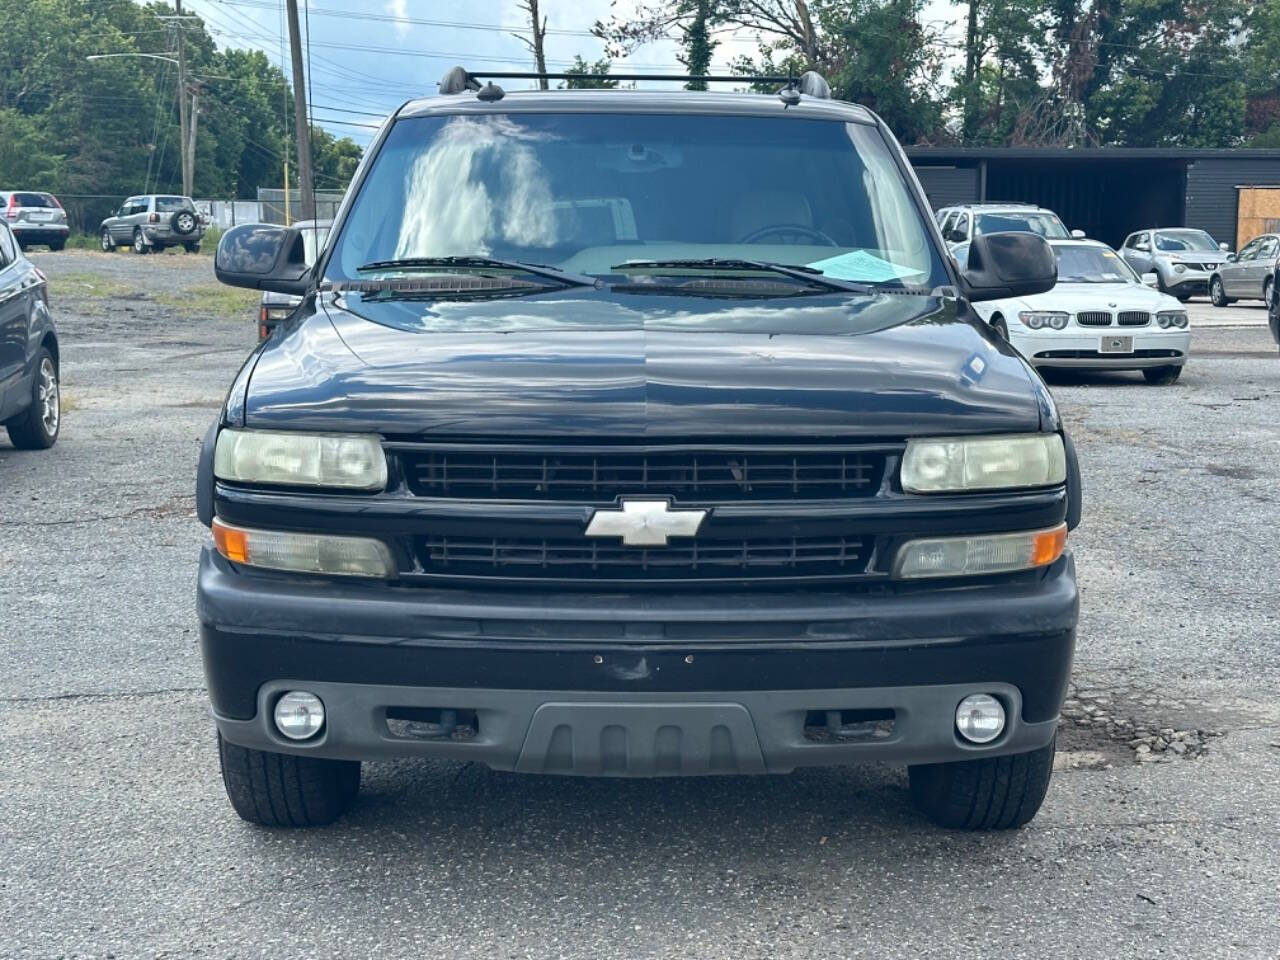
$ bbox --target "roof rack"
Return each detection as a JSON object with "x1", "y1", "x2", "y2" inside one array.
[{"x1": 438, "y1": 66, "x2": 832, "y2": 105}]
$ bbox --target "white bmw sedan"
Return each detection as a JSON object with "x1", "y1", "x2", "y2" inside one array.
[{"x1": 957, "y1": 238, "x2": 1191, "y2": 384}]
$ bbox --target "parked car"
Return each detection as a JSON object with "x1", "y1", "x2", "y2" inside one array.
[
  {"x1": 1119, "y1": 228, "x2": 1229, "y2": 301},
  {"x1": 99, "y1": 195, "x2": 205, "y2": 254},
  {"x1": 963, "y1": 238, "x2": 1190, "y2": 384},
  {"x1": 1208, "y1": 233, "x2": 1279, "y2": 307},
  {"x1": 257, "y1": 220, "x2": 331, "y2": 339},
  {"x1": 0, "y1": 220, "x2": 60, "y2": 448},
  {"x1": 935, "y1": 202, "x2": 1081, "y2": 248},
  {"x1": 1, "y1": 190, "x2": 69, "y2": 251},
  {"x1": 200, "y1": 68, "x2": 1082, "y2": 832}
]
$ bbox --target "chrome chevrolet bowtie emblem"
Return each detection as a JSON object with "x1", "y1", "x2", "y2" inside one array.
[{"x1": 585, "y1": 499, "x2": 707, "y2": 547}]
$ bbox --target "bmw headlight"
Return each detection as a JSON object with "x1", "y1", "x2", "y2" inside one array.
[
  {"x1": 1156, "y1": 310, "x2": 1189, "y2": 329},
  {"x1": 901, "y1": 433, "x2": 1067, "y2": 494},
  {"x1": 214, "y1": 429, "x2": 387, "y2": 490},
  {"x1": 1018, "y1": 311, "x2": 1068, "y2": 331}
]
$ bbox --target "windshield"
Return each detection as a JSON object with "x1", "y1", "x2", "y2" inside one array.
[
  {"x1": 326, "y1": 113, "x2": 946, "y2": 289},
  {"x1": 974, "y1": 212, "x2": 1069, "y2": 239},
  {"x1": 1155, "y1": 230, "x2": 1217, "y2": 252},
  {"x1": 1054, "y1": 244, "x2": 1136, "y2": 283}
]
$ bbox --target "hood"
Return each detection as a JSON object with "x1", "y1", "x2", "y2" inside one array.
[
  {"x1": 1014, "y1": 282, "x2": 1183, "y2": 314},
  {"x1": 240, "y1": 287, "x2": 1046, "y2": 439}
]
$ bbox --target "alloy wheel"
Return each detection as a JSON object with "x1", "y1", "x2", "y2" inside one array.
[
  {"x1": 100, "y1": 230, "x2": 111, "y2": 252},
  {"x1": 38, "y1": 356, "x2": 59, "y2": 437}
]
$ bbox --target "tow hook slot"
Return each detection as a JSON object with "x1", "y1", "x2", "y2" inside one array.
[
  {"x1": 385, "y1": 707, "x2": 478, "y2": 741},
  {"x1": 804, "y1": 708, "x2": 895, "y2": 743}
]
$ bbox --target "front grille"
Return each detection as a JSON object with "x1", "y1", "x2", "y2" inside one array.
[
  {"x1": 399, "y1": 447, "x2": 887, "y2": 502},
  {"x1": 1034, "y1": 348, "x2": 1185, "y2": 359},
  {"x1": 1075, "y1": 311, "x2": 1112, "y2": 326},
  {"x1": 1117, "y1": 311, "x2": 1150, "y2": 326},
  {"x1": 416, "y1": 533, "x2": 874, "y2": 581}
]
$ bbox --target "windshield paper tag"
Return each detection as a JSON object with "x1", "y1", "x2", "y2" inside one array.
[{"x1": 805, "y1": 250, "x2": 925, "y2": 283}]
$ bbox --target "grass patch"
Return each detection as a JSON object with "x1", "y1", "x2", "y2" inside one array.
[
  {"x1": 53, "y1": 272, "x2": 134, "y2": 298},
  {"x1": 152, "y1": 284, "x2": 257, "y2": 319}
]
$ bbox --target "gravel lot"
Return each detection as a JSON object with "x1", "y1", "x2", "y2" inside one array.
[{"x1": 2, "y1": 250, "x2": 1279, "y2": 959}]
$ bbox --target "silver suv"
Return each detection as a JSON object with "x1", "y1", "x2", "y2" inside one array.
[
  {"x1": 935, "y1": 202, "x2": 1080, "y2": 248},
  {"x1": 1, "y1": 191, "x2": 69, "y2": 251},
  {"x1": 100, "y1": 195, "x2": 206, "y2": 254}
]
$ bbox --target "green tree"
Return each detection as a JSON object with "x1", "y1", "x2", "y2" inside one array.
[
  {"x1": 560, "y1": 55, "x2": 619, "y2": 89},
  {"x1": 0, "y1": 108, "x2": 62, "y2": 185},
  {"x1": 679, "y1": 0, "x2": 718, "y2": 89}
]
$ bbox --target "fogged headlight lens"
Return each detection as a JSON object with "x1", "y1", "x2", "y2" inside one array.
[
  {"x1": 1018, "y1": 311, "x2": 1068, "y2": 330},
  {"x1": 901, "y1": 433, "x2": 1067, "y2": 494},
  {"x1": 1156, "y1": 310, "x2": 1188, "y2": 329},
  {"x1": 212, "y1": 518, "x2": 395, "y2": 578},
  {"x1": 895, "y1": 523, "x2": 1067, "y2": 579},
  {"x1": 214, "y1": 428, "x2": 386, "y2": 490}
]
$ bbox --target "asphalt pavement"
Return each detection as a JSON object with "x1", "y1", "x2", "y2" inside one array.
[{"x1": 2, "y1": 251, "x2": 1278, "y2": 959}]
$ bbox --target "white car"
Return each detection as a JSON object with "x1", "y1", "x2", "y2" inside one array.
[{"x1": 957, "y1": 238, "x2": 1191, "y2": 384}]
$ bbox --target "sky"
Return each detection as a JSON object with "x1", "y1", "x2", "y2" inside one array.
[{"x1": 180, "y1": 0, "x2": 962, "y2": 149}]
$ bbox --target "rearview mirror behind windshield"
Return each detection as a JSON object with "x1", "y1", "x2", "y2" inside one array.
[
  {"x1": 215, "y1": 223, "x2": 311, "y2": 295},
  {"x1": 960, "y1": 232, "x2": 1057, "y2": 303}
]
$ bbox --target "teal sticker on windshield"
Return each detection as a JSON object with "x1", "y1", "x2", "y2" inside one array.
[{"x1": 806, "y1": 250, "x2": 925, "y2": 283}]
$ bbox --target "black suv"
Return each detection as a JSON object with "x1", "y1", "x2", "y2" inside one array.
[{"x1": 200, "y1": 70, "x2": 1080, "y2": 831}]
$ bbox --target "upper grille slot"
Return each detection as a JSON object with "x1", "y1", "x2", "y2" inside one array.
[
  {"x1": 1075, "y1": 311, "x2": 1112, "y2": 326},
  {"x1": 1117, "y1": 310, "x2": 1150, "y2": 326},
  {"x1": 400, "y1": 448, "x2": 887, "y2": 501}
]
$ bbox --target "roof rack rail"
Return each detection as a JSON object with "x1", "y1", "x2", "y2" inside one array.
[{"x1": 437, "y1": 66, "x2": 833, "y2": 105}]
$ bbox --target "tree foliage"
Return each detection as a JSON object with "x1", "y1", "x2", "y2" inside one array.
[{"x1": 0, "y1": 0, "x2": 363, "y2": 230}]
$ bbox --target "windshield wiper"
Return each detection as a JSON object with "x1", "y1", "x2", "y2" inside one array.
[
  {"x1": 612, "y1": 258, "x2": 877, "y2": 295},
  {"x1": 357, "y1": 256, "x2": 598, "y2": 288}
]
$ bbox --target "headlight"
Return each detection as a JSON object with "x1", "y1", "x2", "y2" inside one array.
[
  {"x1": 1173, "y1": 263, "x2": 1186, "y2": 274},
  {"x1": 1018, "y1": 311, "x2": 1068, "y2": 330},
  {"x1": 901, "y1": 433, "x2": 1067, "y2": 494},
  {"x1": 894, "y1": 523, "x2": 1067, "y2": 579},
  {"x1": 1156, "y1": 310, "x2": 1188, "y2": 329},
  {"x1": 214, "y1": 428, "x2": 387, "y2": 490}
]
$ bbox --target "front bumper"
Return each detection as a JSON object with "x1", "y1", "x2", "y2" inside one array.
[
  {"x1": 1161, "y1": 270, "x2": 1211, "y2": 296},
  {"x1": 1011, "y1": 329, "x2": 1190, "y2": 369},
  {"x1": 199, "y1": 547, "x2": 1078, "y2": 774}
]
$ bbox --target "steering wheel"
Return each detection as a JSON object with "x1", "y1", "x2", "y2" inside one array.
[{"x1": 740, "y1": 224, "x2": 838, "y2": 246}]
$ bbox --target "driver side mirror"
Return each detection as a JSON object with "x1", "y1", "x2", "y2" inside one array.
[
  {"x1": 1219, "y1": 242, "x2": 1229, "y2": 252},
  {"x1": 959, "y1": 232, "x2": 1057, "y2": 303},
  {"x1": 215, "y1": 223, "x2": 311, "y2": 295},
  {"x1": 1070, "y1": 229, "x2": 1086, "y2": 239},
  {"x1": 1141, "y1": 272, "x2": 1159, "y2": 288}
]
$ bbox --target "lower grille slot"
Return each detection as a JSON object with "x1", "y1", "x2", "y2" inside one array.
[{"x1": 417, "y1": 534, "x2": 873, "y2": 581}]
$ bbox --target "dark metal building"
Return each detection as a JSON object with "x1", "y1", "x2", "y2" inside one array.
[{"x1": 907, "y1": 147, "x2": 1280, "y2": 250}]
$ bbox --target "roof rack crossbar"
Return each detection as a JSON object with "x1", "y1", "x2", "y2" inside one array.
[{"x1": 461, "y1": 71, "x2": 799, "y2": 85}]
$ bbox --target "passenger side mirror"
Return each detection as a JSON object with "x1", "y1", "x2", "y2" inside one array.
[
  {"x1": 1070, "y1": 229, "x2": 1086, "y2": 239},
  {"x1": 1219, "y1": 242, "x2": 1229, "y2": 252},
  {"x1": 215, "y1": 223, "x2": 311, "y2": 295},
  {"x1": 1141, "y1": 272, "x2": 1159, "y2": 288},
  {"x1": 958, "y1": 232, "x2": 1057, "y2": 303}
]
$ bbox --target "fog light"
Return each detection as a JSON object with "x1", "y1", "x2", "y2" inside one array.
[
  {"x1": 956, "y1": 694, "x2": 1005, "y2": 744},
  {"x1": 274, "y1": 690, "x2": 325, "y2": 740}
]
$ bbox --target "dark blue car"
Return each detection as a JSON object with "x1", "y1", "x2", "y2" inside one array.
[{"x1": 0, "y1": 220, "x2": 59, "y2": 449}]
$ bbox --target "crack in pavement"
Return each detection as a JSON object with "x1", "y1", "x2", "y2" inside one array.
[{"x1": 0, "y1": 686, "x2": 206, "y2": 705}]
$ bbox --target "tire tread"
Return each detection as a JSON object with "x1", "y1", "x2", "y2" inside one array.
[
  {"x1": 217, "y1": 733, "x2": 359, "y2": 828},
  {"x1": 909, "y1": 736, "x2": 1055, "y2": 830}
]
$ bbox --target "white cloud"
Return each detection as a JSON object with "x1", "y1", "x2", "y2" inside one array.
[{"x1": 386, "y1": 0, "x2": 411, "y2": 38}]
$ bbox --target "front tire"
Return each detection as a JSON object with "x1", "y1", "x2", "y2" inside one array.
[
  {"x1": 48, "y1": 240, "x2": 65, "y2": 252},
  {"x1": 1209, "y1": 276, "x2": 1232, "y2": 307},
  {"x1": 132, "y1": 229, "x2": 147, "y2": 254},
  {"x1": 991, "y1": 315, "x2": 1010, "y2": 340},
  {"x1": 183, "y1": 242, "x2": 201, "y2": 254},
  {"x1": 100, "y1": 229, "x2": 114, "y2": 252},
  {"x1": 1263, "y1": 277, "x2": 1273, "y2": 308},
  {"x1": 5, "y1": 348, "x2": 60, "y2": 449},
  {"x1": 217, "y1": 733, "x2": 360, "y2": 827},
  {"x1": 1142, "y1": 364, "x2": 1183, "y2": 385},
  {"x1": 909, "y1": 735, "x2": 1056, "y2": 830}
]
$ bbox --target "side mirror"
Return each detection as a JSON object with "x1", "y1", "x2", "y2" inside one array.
[
  {"x1": 959, "y1": 232, "x2": 1057, "y2": 303},
  {"x1": 1219, "y1": 242, "x2": 1229, "y2": 252},
  {"x1": 215, "y1": 223, "x2": 311, "y2": 294},
  {"x1": 1141, "y1": 272, "x2": 1159, "y2": 288},
  {"x1": 1070, "y1": 229, "x2": 1086, "y2": 239}
]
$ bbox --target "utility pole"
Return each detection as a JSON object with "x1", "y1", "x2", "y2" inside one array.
[
  {"x1": 175, "y1": 0, "x2": 192, "y2": 197},
  {"x1": 286, "y1": 0, "x2": 316, "y2": 219},
  {"x1": 187, "y1": 88, "x2": 199, "y2": 190},
  {"x1": 515, "y1": 0, "x2": 548, "y2": 88}
]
